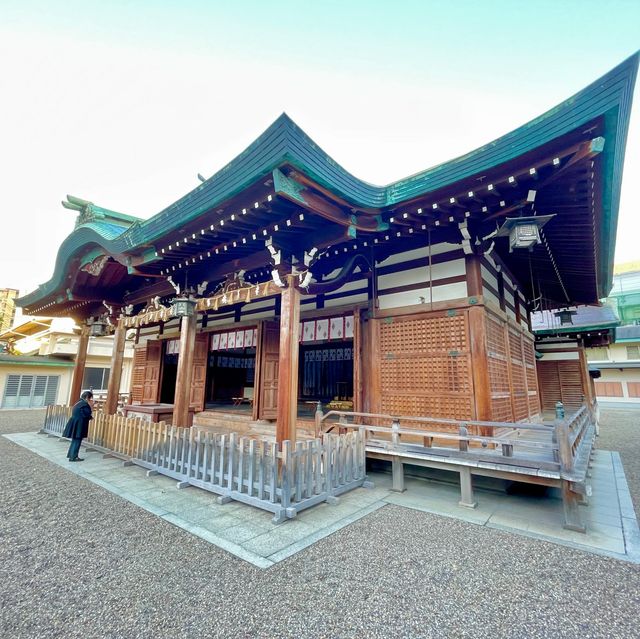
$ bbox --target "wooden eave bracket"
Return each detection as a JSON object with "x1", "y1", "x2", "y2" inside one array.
[{"x1": 272, "y1": 168, "x2": 388, "y2": 234}]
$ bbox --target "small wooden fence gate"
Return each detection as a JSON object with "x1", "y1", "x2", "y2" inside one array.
[{"x1": 42, "y1": 406, "x2": 368, "y2": 523}]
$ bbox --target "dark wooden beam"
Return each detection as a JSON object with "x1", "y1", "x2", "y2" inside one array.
[
  {"x1": 173, "y1": 313, "x2": 197, "y2": 427},
  {"x1": 105, "y1": 322, "x2": 126, "y2": 415},
  {"x1": 69, "y1": 325, "x2": 90, "y2": 404},
  {"x1": 276, "y1": 276, "x2": 300, "y2": 445},
  {"x1": 273, "y1": 169, "x2": 388, "y2": 234}
]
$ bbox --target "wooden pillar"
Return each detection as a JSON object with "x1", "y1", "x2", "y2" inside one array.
[
  {"x1": 276, "y1": 277, "x2": 300, "y2": 445},
  {"x1": 459, "y1": 467, "x2": 477, "y2": 508},
  {"x1": 468, "y1": 305, "x2": 492, "y2": 424},
  {"x1": 105, "y1": 321, "x2": 127, "y2": 415},
  {"x1": 69, "y1": 325, "x2": 90, "y2": 404},
  {"x1": 173, "y1": 312, "x2": 197, "y2": 427},
  {"x1": 465, "y1": 254, "x2": 483, "y2": 298},
  {"x1": 352, "y1": 308, "x2": 362, "y2": 414}
]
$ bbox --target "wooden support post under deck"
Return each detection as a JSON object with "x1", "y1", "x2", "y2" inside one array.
[
  {"x1": 276, "y1": 277, "x2": 300, "y2": 445},
  {"x1": 104, "y1": 321, "x2": 127, "y2": 415},
  {"x1": 391, "y1": 457, "x2": 405, "y2": 492},
  {"x1": 173, "y1": 312, "x2": 197, "y2": 427},
  {"x1": 561, "y1": 480, "x2": 586, "y2": 532},
  {"x1": 69, "y1": 325, "x2": 90, "y2": 404},
  {"x1": 459, "y1": 467, "x2": 477, "y2": 508}
]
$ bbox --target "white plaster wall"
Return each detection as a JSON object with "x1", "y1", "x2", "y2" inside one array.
[{"x1": 378, "y1": 281, "x2": 468, "y2": 310}]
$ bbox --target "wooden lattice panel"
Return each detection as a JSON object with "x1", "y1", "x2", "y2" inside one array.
[
  {"x1": 486, "y1": 313, "x2": 513, "y2": 422},
  {"x1": 537, "y1": 360, "x2": 584, "y2": 411},
  {"x1": 378, "y1": 313, "x2": 474, "y2": 420},
  {"x1": 381, "y1": 395, "x2": 474, "y2": 421},
  {"x1": 130, "y1": 345, "x2": 147, "y2": 404},
  {"x1": 522, "y1": 337, "x2": 541, "y2": 416},
  {"x1": 379, "y1": 313, "x2": 469, "y2": 354},
  {"x1": 508, "y1": 328, "x2": 528, "y2": 421}
]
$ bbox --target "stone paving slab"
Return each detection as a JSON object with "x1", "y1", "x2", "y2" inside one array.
[{"x1": 5, "y1": 431, "x2": 640, "y2": 567}]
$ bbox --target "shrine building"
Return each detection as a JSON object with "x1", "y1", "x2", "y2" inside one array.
[{"x1": 18, "y1": 54, "x2": 638, "y2": 446}]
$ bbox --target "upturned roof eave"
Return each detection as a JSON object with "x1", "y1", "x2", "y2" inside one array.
[{"x1": 18, "y1": 52, "x2": 639, "y2": 312}]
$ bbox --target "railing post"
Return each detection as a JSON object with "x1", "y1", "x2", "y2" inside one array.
[
  {"x1": 391, "y1": 417, "x2": 400, "y2": 449},
  {"x1": 555, "y1": 413, "x2": 585, "y2": 533},
  {"x1": 459, "y1": 424, "x2": 469, "y2": 452},
  {"x1": 314, "y1": 401, "x2": 323, "y2": 437}
]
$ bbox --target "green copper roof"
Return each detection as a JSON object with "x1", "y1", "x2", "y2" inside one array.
[
  {"x1": 0, "y1": 354, "x2": 75, "y2": 367},
  {"x1": 18, "y1": 53, "x2": 639, "y2": 311}
]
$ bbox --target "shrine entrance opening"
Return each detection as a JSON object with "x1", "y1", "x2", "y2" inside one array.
[
  {"x1": 205, "y1": 327, "x2": 258, "y2": 411},
  {"x1": 298, "y1": 314, "x2": 355, "y2": 418},
  {"x1": 159, "y1": 339, "x2": 179, "y2": 404}
]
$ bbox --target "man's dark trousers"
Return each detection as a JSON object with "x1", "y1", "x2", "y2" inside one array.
[{"x1": 67, "y1": 437, "x2": 82, "y2": 460}]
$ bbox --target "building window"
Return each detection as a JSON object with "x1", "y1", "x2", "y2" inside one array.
[
  {"x1": 587, "y1": 347, "x2": 609, "y2": 361},
  {"x1": 1, "y1": 374, "x2": 59, "y2": 408},
  {"x1": 82, "y1": 367, "x2": 110, "y2": 391},
  {"x1": 626, "y1": 345, "x2": 640, "y2": 360}
]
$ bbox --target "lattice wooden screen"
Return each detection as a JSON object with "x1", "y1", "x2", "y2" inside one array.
[
  {"x1": 377, "y1": 312, "x2": 474, "y2": 420},
  {"x1": 486, "y1": 313, "x2": 513, "y2": 422},
  {"x1": 508, "y1": 327, "x2": 528, "y2": 421},
  {"x1": 522, "y1": 336, "x2": 541, "y2": 416},
  {"x1": 537, "y1": 360, "x2": 584, "y2": 411},
  {"x1": 486, "y1": 310, "x2": 540, "y2": 422},
  {"x1": 130, "y1": 345, "x2": 147, "y2": 404}
]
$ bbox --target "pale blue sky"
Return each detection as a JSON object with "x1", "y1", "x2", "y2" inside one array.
[{"x1": 1, "y1": 1, "x2": 638, "y2": 294}]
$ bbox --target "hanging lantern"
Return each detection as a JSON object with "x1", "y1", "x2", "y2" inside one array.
[
  {"x1": 554, "y1": 309, "x2": 578, "y2": 326},
  {"x1": 89, "y1": 317, "x2": 108, "y2": 337},
  {"x1": 495, "y1": 214, "x2": 555, "y2": 252},
  {"x1": 171, "y1": 296, "x2": 197, "y2": 318}
]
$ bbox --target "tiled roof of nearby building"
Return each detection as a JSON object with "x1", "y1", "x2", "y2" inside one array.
[
  {"x1": 532, "y1": 305, "x2": 620, "y2": 335},
  {"x1": 0, "y1": 354, "x2": 75, "y2": 367},
  {"x1": 615, "y1": 325, "x2": 640, "y2": 341}
]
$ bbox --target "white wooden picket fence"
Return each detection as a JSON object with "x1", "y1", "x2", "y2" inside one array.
[{"x1": 42, "y1": 405, "x2": 368, "y2": 522}]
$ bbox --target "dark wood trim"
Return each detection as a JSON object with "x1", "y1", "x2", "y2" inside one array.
[
  {"x1": 483, "y1": 280, "x2": 501, "y2": 301},
  {"x1": 105, "y1": 322, "x2": 127, "y2": 415},
  {"x1": 378, "y1": 275, "x2": 467, "y2": 298},
  {"x1": 465, "y1": 255, "x2": 483, "y2": 298},
  {"x1": 497, "y1": 271, "x2": 506, "y2": 311},
  {"x1": 353, "y1": 308, "x2": 362, "y2": 414},
  {"x1": 376, "y1": 249, "x2": 465, "y2": 276},
  {"x1": 252, "y1": 321, "x2": 264, "y2": 421},
  {"x1": 276, "y1": 278, "x2": 300, "y2": 445},
  {"x1": 300, "y1": 303, "x2": 368, "y2": 321},
  {"x1": 373, "y1": 296, "x2": 483, "y2": 319},
  {"x1": 69, "y1": 325, "x2": 90, "y2": 404},
  {"x1": 173, "y1": 313, "x2": 197, "y2": 427}
]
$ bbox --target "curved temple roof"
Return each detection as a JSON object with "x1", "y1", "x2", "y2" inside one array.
[{"x1": 19, "y1": 52, "x2": 639, "y2": 313}]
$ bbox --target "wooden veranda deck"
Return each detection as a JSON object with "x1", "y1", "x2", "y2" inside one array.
[{"x1": 316, "y1": 406, "x2": 596, "y2": 532}]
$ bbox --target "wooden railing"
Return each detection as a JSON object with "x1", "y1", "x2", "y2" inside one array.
[
  {"x1": 315, "y1": 406, "x2": 594, "y2": 483},
  {"x1": 42, "y1": 406, "x2": 368, "y2": 523}
]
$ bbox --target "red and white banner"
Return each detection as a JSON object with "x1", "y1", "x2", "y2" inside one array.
[
  {"x1": 299, "y1": 314, "x2": 354, "y2": 343},
  {"x1": 210, "y1": 328, "x2": 257, "y2": 351},
  {"x1": 166, "y1": 338, "x2": 180, "y2": 355}
]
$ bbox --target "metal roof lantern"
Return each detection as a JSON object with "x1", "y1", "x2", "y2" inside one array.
[
  {"x1": 88, "y1": 317, "x2": 108, "y2": 337},
  {"x1": 495, "y1": 215, "x2": 555, "y2": 252},
  {"x1": 554, "y1": 308, "x2": 578, "y2": 326},
  {"x1": 171, "y1": 295, "x2": 197, "y2": 318}
]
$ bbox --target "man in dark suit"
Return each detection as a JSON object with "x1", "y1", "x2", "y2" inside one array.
[{"x1": 63, "y1": 390, "x2": 94, "y2": 462}]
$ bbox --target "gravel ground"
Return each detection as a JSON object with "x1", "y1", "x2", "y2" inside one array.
[
  {"x1": 1, "y1": 409, "x2": 640, "y2": 639},
  {"x1": 596, "y1": 407, "x2": 640, "y2": 516}
]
